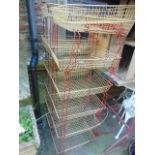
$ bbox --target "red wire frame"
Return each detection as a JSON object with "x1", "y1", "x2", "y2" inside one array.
[
  {"x1": 48, "y1": 20, "x2": 81, "y2": 152},
  {"x1": 43, "y1": 16, "x2": 134, "y2": 154}
]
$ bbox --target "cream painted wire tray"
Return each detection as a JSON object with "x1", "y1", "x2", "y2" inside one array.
[
  {"x1": 44, "y1": 65, "x2": 112, "y2": 99},
  {"x1": 46, "y1": 113, "x2": 94, "y2": 154},
  {"x1": 42, "y1": 36, "x2": 121, "y2": 70},
  {"x1": 46, "y1": 99, "x2": 103, "y2": 139},
  {"x1": 45, "y1": 82, "x2": 105, "y2": 120},
  {"x1": 48, "y1": 4, "x2": 134, "y2": 34}
]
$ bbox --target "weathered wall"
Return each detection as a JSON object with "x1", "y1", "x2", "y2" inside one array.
[
  {"x1": 19, "y1": 0, "x2": 44, "y2": 100},
  {"x1": 19, "y1": 0, "x2": 44, "y2": 50}
]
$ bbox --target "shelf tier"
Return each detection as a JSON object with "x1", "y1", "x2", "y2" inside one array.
[
  {"x1": 46, "y1": 113, "x2": 95, "y2": 154},
  {"x1": 49, "y1": 4, "x2": 134, "y2": 34},
  {"x1": 46, "y1": 106, "x2": 132, "y2": 155},
  {"x1": 44, "y1": 65, "x2": 112, "y2": 99},
  {"x1": 46, "y1": 101, "x2": 101, "y2": 139},
  {"x1": 45, "y1": 82, "x2": 105, "y2": 120},
  {"x1": 42, "y1": 36, "x2": 121, "y2": 70},
  {"x1": 45, "y1": 94, "x2": 133, "y2": 154}
]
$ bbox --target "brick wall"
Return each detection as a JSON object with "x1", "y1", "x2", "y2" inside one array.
[
  {"x1": 19, "y1": 0, "x2": 45, "y2": 100},
  {"x1": 19, "y1": 0, "x2": 45, "y2": 52}
]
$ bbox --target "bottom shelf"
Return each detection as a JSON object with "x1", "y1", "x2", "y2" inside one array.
[
  {"x1": 45, "y1": 98, "x2": 105, "y2": 139},
  {"x1": 46, "y1": 113, "x2": 95, "y2": 154},
  {"x1": 45, "y1": 82, "x2": 105, "y2": 120},
  {"x1": 46, "y1": 105, "x2": 133, "y2": 155},
  {"x1": 47, "y1": 111, "x2": 101, "y2": 139}
]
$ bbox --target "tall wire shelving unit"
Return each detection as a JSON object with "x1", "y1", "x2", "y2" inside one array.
[{"x1": 41, "y1": 3, "x2": 135, "y2": 155}]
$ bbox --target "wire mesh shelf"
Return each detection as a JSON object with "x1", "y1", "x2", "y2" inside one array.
[
  {"x1": 45, "y1": 95, "x2": 134, "y2": 154},
  {"x1": 46, "y1": 113, "x2": 94, "y2": 154},
  {"x1": 41, "y1": 3, "x2": 135, "y2": 154},
  {"x1": 46, "y1": 108, "x2": 101, "y2": 139},
  {"x1": 48, "y1": 4, "x2": 134, "y2": 34},
  {"x1": 45, "y1": 82, "x2": 105, "y2": 120},
  {"x1": 42, "y1": 36, "x2": 121, "y2": 70},
  {"x1": 44, "y1": 66, "x2": 112, "y2": 99}
]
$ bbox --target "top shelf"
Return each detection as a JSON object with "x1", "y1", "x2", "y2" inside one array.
[{"x1": 42, "y1": 4, "x2": 135, "y2": 34}]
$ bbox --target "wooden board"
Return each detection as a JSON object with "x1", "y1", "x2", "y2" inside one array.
[
  {"x1": 41, "y1": 36, "x2": 60, "y2": 68},
  {"x1": 88, "y1": 33, "x2": 111, "y2": 57}
]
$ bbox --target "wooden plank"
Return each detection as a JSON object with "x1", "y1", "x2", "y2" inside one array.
[
  {"x1": 41, "y1": 36, "x2": 60, "y2": 68},
  {"x1": 88, "y1": 33, "x2": 111, "y2": 57}
]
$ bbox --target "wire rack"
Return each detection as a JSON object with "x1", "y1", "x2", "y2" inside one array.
[
  {"x1": 45, "y1": 83, "x2": 105, "y2": 120},
  {"x1": 49, "y1": 4, "x2": 134, "y2": 34},
  {"x1": 46, "y1": 101, "x2": 133, "y2": 155},
  {"x1": 46, "y1": 109, "x2": 101, "y2": 139},
  {"x1": 44, "y1": 65, "x2": 112, "y2": 99},
  {"x1": 41, "y1": 3, "x2": 135, "y2": 154},
  {"x1": 46, "y1": 113, "x2": 94, "y2": 154},
  {"x1": 42, "y1": 36, "x2": 89, "y2": 63},
  {"x1": 45, "y1": 94, "x2": 134, "y2": 154},
  {"x1": 42, "y1": 36, "x2": 120, "y2": 70}
]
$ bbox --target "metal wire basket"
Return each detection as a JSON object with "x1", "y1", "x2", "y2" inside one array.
[
  {"x1": 44, "y1": 66, "x2": 112, "y2": 99},
  {"x1": 46, "y1": 113, "x2": 94, "y2": 154},
  {"x1": 49, "y1": 4, "x2": 135, "y2": 34},
  {"x1": 42, "y1": 36, "x2": 121, "y2": 70},
  {"x1": 45, "y1": 82, "x2": 105, "y2": 120},
  {"x1": 46, "y1": 109, "x2": 102, "y2": 139},
  {"x1": 45, "y1": 95, "x2": 134, "y2": 155}
]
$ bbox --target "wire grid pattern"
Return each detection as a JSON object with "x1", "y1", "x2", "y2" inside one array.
[
  {"x1": 45, "y1": 82, "x2": 105, "y2": 120},
  {"x1": 42, "y1": 36, "x2": 121, "y2": 70},
  {"x1": 47, "y1": 110, "x2": 99, "y2": 139},
  {"x1": 46, "y1": 113, "x2": 94, "y2": 154},
  {"x1": 40, "y1": 3, "x2": 134, "y2": 154},
  {"x1": 44, "y1": 64, "x2": 112, "y2": 99},
  {"x1": 49, "y1": 4, "x2": 134, "y2": 34},
  {"x1": 42, "y1": 36, "x2": 89, "y2": 54},
  {"x1": 42, "y1": 35, "x2": 88, "y2": 48},
  {"x1": 46, "y1": 102, "x2": 132, "y2": 154}
]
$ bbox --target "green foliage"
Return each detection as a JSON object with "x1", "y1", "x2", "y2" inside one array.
[{"x1": 19, "y1": 110, "x2": 33, "y2": 144}]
